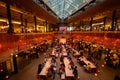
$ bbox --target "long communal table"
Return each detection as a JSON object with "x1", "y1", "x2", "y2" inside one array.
[
  {"x1": 63, "y1": 57, "x2": 74, "y2": 77},
  {"x1": 61, "y1": 45, "x2": 68, "y2": 57},
  {"x1": 39, "y1": 58, "x2": 52, "y2": 76},
  {"x1": 79, "y1": 56, "x2": 96, "y2": 68},
  {"x1": 72, "y1": 48, "x2": 80, "y2": 57},
  {"x1": 79, "y1": 56, "x2": 97, "y2": 72}
]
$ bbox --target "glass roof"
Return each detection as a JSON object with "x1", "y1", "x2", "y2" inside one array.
[{"x1": 42, "y1": 0, "x2": 93, "y2": 19}]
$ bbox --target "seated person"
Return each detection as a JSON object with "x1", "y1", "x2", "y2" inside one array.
[
  {"x1": 87, "y1": 55, "x2": 92, "y2": 61},
  {"x1": 73, "y1": 66, "x2": 78, "y2": 79},
  {"x1": 47, "y1": 68, "x2": 53, "y2": 78},
  {"x1": 80, "y1": 52, "x2": 84, "y2": 57},
  {"x1": 112, "y1": 59, "x2": 119, "y2": 67},
  {"x1": 37, "y1": 64, "x2": 42, "y2": 74},
  {"x1": 69, "y1": 60, "x2": 74, "y2": 69},
  {"x1": 114, "y1": 74, "x2": 120, "y2": 80},
  {"x1": 61, "y1": 64, "x2": 65, "y2": 72},
  {"x1": 60, "y1": 56, "x2": 63, "y2": 62},
  {"x1": 59, "y1": 67, "x2": 65, "y2": 80},
  {"x1": 85, "y1": 63, "x2": 91, "y2": 72}
]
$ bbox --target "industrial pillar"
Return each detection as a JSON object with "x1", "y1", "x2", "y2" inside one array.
[
  {"x1": 20, "y1": 13, "x2": 24, "y2": 33},
  {"x1": 6, "y1": 0, "x2": 13, "y2": 33},
  {"x1": 34, "y1": 16, "x2": 37, "y2": 32},
  {"x1": 111, "y1": 10, "x2": 116, "y2": 31},
  {"x1": 90, "y1": 17, "x2": 93, "y2": 31}
]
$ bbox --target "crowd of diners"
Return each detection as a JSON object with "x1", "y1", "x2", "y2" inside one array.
[
  {"x1": 70, "y1": 39, "x2": 120, "y2": 68},
  {"x1": 37, "y1": 40, "x2": 79, "y2": 80},
  {"x1": 105, "y1": 48, "x2": 120, "y2": 68},
  {"x1": 36, "y1": 38, "x2": 120, "y2": 80}
]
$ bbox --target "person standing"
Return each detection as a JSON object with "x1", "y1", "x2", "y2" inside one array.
[
  {"x1": 37, "y1": 64, "x2": 42, "y2": 74},
  {"x1": 73, "y1": 66, "x2": 78, "y2": 80},
  {"x1": 114, "y1": 74, "x2": 120, "y2": 80}
]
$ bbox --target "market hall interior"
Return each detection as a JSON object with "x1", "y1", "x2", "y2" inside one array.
[{"x1": 0, "y1": 0, "x2": 120, "y2": 80}]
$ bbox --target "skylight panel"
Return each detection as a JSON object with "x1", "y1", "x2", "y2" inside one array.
[{"x1": 34, "y1": 0, "x2": 94, "y2": 19}]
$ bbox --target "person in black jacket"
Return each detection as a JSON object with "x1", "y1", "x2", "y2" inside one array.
[
  {"x1": 37, "y1": 64, "x2": 42, "y2": 74},
  {"x1": 73, "y1": 66, "x2": 78, "y2": 80},
  {"x1": 114, "y1": 74, "x2": 120, "y2": 80}
]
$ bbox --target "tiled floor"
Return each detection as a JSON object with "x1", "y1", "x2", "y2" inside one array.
[{"x1": 9, "y1": 52, "x2": 120, "y2": 80}]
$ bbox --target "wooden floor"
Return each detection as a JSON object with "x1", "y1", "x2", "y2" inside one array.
[{"x1": 9, "y1": 51, "x2": 120, "y2": 80}]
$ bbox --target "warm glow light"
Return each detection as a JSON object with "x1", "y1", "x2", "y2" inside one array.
[
  {"x1": 0, "y1": 18, "x2": 21, "y2": 24},
  {"x1": 0, "y1": 18, "x2": 6, "y2": 22},
  {"x1": 104, "y1": 62, "x2": 106, "y2": 64},
  {"x1": 92, "y1": 22, "x2": 103, "y2": 26},
  {"x1": 37, "y1": 17, "x2": 45, "y2": 21},
  {"x1": 97, "y1": 70, "x2": 100, "y2": 73},
  {"x1": 0, "y1": 69, "x2": 3, "y2": 72},
  {"x1": 31, "y1": 46, "x2": 33, "y2": 48},
  {"x1": 59, "y1": 38, "x2": 66, "y2": 44},
  {"x1": 19, "y1": 40, "x2": 22, "y2": 42},
  {"x1": 5, "y1": 75, "x2": 9, "y2": 79},
  {"x1": 0, "y1": 2, "x2": 6, "y2": 7},
  {"x1": 101, "y1": 64, "x2": 104, "y2": 67},
  {"x1": 0, "y1": 26, "x2": 9, "y2": 29},
  {"x1": 16, "y1": 55, "x2": 18, "y2": 57},
  {"x1": 12, "y1": 21, "x2": 21, "y2": 24},
  {"x1": 0, "y1": 44, "x2": 2, "y2": 48},
  {"x1": 94, "y1": 73, "x2": 98, "y2": 76}
]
